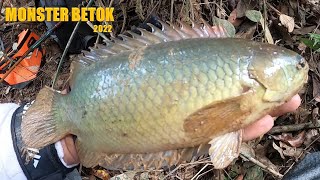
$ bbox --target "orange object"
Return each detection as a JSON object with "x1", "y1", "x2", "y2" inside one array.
[{"x1": 0, "y1": 29, "x2": 45, "y2": 88}]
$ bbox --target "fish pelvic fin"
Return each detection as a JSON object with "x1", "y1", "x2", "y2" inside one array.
[
  {"x1": 183, "y1": 89, "x2": 255, "y2": 140},
  {"x1": 209, "y1": 130, "x2": 243, "y2": 169},
  {"x1": 21, "y1": 86, "x2": 70, "y2": 149},
  {"x1": 78, "y1": 17, "x2": 236, "y2": 63}
]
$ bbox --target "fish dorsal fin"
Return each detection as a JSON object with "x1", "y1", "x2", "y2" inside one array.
[
  {"x1": 70, "y1": 18, "x2": 235, "y2": 88},
  {"x1": 80, "y1": 18, "x2": 235, "y2": 62}
]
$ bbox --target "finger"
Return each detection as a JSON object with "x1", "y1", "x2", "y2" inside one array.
[
  {"x1": 61, "y1": 89, "x2": 68, "y2": 95},
  {"x1": 242, "y1": 115, "x2": 274, "y2": 141},
  {"x1": 61, "y1": 135, "x2": 80, "y2": 165},
  {"x1": 270, "y1": 94, "x2": 301, "y2": 117}
]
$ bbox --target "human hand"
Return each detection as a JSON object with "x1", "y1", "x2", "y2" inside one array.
[
  {"x1": 60, "y1": 135, "x2": 80, "y2": 165},
  {"x1": 243, "y1": 94, "x2": 301, "y2": 141}
]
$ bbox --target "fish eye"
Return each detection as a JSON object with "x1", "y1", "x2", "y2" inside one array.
[{"x1": 296, "y1": 56, "x2": 306, "y2": 70}]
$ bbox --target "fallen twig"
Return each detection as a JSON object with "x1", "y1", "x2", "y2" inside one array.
[
  {"x1": 0, "y1": 18, "x2": 4, "y2": 26},
  {"x1": 86, "y1": 21, "x2": 109, "y2": 41},
  {"x1": 0, "y1": 0, "x2": 3, "y2": 16},
  {"x1": 161, "y1": 158, "x2": 211, "y2": 180},
  {"x1": 52, "y1": 0, "x2": 95, "y2": 88},
  {"x1": 269, "y1": 120, "x2": 320, "y2": 134},
  {"x1": 0, "y1": 37, "x2": 4, "y2": 50},
  {"x1": 2, "y1": 22, "x2": 32, "y2": 27},
  {"x1": 240, "y1": 152, "x2": 283, "y2": 179},
  {"x1": 170, "y1": 0, "x2": 174, "y2": 23},
  {"x1": 191, "y1": 163, "x2": 210, "y2": 180}
]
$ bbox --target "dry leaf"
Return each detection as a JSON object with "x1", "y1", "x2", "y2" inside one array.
[
  {"x1": 293, "y1": 25, "x2": 316, "y2": 35},
  {"x1": 110, "y1": 171, "x2": 137, "y2": 180},
  {"x1": 93, "y1": 169, "x2": 110, "y2": 180},
  {"x1": 255, "y1": 144, "x2": 267, "y2": 157},
  {"x1": 287, "y1": 131, "x2": 306, "y2": 147},
  {"x1": 5, "y1": 86, "x2": 11, "y2": 95},
  {"x1": 312, "y1": 74, "x2": 320, "y2": 102},
  {"x1": 312, "y1": 107, "x2": 319, "y2": 123},
  {"x1": 289, "y1": 0, "x2": 298, "y2": 10},
  {"x1": 272, "y1": 131, "x2": 306, "y2": 147},
  {"x1": 255, "y1": 155, "x2": 279, "y2": 173},
  {"x1": 279, "y1": 142, "x2": 303, "y2": 159},
  {"x1": 236, "y1": 0, "x2": 255, "y2": 18},
  {"x1": 236, "y1": 174, "x2": 244, "y2": 180},
  {"x1": 304, "y1": 129, "x2": 319, "y2": 146},
  {"x1": 139, "y1": 172, "x2": 150, "y2": 180},
  {"x1": 272, "y1": 142, "x2": 285, "y2": 159},
  {"x1": 229, "y1": 9, "x2": 243, "y2": 26},
  {"x1": 294, "y1": 106, "x2": 311, "y2": 124},
  {"x1": 298, "y1": 42, "x2": 307, "y2": 52},
  {"x1": 279, "y1": 14, "x2": 295, "y2": 32},
  {"x1": 240, "y1": 143, "x2": 256, "y2": 158},
  {"x1": 244, "y1": 165, "x2": 264, "y2": 180},
  {"x1": 255, "y1": 144, "x2": 279, "y2": 173},
  {"x1": 272, "y1": 133, "x2": 293, "y2": 141},
  {"x1": 228, "y1": 0, "x2": 237, "y2": 9},
  {"x1": 273, "y1": 141, "x2": 303, "y2": 159}
]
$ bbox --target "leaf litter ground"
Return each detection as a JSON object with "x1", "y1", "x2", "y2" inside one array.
[{"x1": 0, "y1": 0, "x2": 319, "y2": 179}]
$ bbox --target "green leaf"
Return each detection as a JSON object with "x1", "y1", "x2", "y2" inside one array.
[
  {"x1": 301, "y1": 37, "x2": 320, "y2": 52},
  {"x1": 213, "y1": 17, "x2": 236, "y2": 37},
  {"x1": 244, "y1": 165, "x2": 264, "y2": 180},
  {"x1": 245, "y1": 10, "x2": 262, "y2": 22},
  {"x1": 309, "y1": 33, "x2": 320, "y2": 47}
]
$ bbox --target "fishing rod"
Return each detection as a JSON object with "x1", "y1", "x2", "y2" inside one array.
[{"x1": 51, "y1": 0, "x2": 95, "y2": 87}]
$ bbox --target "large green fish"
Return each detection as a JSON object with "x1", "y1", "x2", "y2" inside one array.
[{"x1": 21, "y1": 19, "x2": 308, "y2": 170}]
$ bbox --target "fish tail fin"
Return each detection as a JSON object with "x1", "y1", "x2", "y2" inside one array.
[{"x1": 21, "y1": 86, "x2": 70, "y2": 149}]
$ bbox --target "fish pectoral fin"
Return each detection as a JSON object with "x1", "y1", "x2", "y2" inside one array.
[
  {"x1": 76, "y1": 139, "x2": 103, "y2": 168},
  {"x1": 184, "y1": 91, "x2": 254, "y2": 137},
  {"x1": 208, "y1": 130, "x2": 243, "y2": 169}
]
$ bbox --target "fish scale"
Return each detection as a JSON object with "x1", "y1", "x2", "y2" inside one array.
[{"x1": 21, "y1": 19, "x2": 308, "y2": 170}]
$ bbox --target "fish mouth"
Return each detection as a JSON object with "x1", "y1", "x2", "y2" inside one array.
[
  {"x1": 259, "y1": 63, "x2": 309, "y2": 103},
  {"x1": 296, "y1": 56, "x2": 307, "y2": 70}
]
